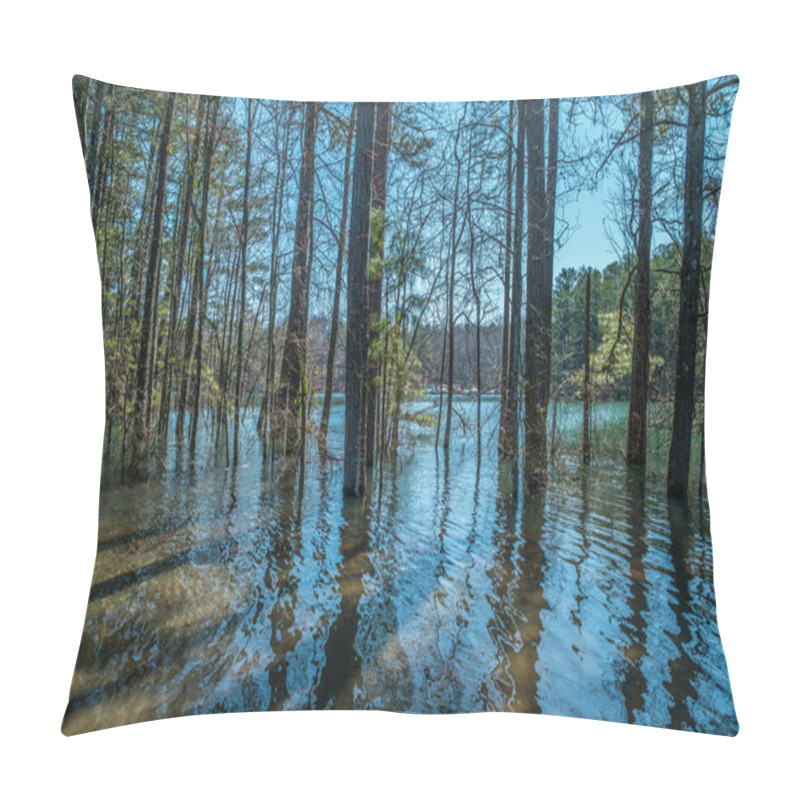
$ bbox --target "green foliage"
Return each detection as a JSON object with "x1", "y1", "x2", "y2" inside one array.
[
  {"x1": 369, "y1": 208, "x2": 386, "y2": 281},
  {"x1": 553, "y1": 238, "x2": 712, "y2": 402}
]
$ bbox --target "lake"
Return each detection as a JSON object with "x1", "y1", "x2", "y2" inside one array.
[{"x1": 63, "y1": 396, "x2": 737, "y2": 735}]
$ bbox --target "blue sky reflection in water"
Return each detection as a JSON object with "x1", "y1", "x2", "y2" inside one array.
[{"x1": 63, "y1": 398, "x2": 737, "y2": 735}]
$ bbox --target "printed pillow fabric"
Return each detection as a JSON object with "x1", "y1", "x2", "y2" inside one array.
[{"x1": 63, "y1": 75, "x2": 739, "y2": 735}]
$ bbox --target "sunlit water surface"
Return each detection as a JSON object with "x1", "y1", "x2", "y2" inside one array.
[{"x1": 64, "y1": 398, "x2": 737, "y2": 735}]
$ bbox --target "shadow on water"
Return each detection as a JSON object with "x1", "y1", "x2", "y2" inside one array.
[
  {"x1": 314, "y1": 492, "x2": 373, "y2": 709},
  {"x1": 64, "y1": 399, "x2": 737, "y2": 735},
  {"x1": 620, "y1": 467, "x2": 649, "y2": 725},
  {"x1": 665, "y1": 497, "x2": 702, "y2": 732}
]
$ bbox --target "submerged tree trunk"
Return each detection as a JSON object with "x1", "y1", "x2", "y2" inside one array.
[
  {"x1": 343, "y1": 102, "x2": 375, "y2": 498},
  {"x1": 159, "y1": 96, "x2": 204, "y2": 445},
  {"x1": 273, "y1": 101, "x2": 320, "y2": 458},
  {"x1": 668, "y1": 81, "x2": 707, "y2": 498},
  {"x1": 188, "y1": 96, "x2": 220, "y2": 463},
  {"x1": 131, "y1": 92, "x2": 175, "y2": 477},
  {"x1": 524, "y1": 98, "x2": 558, "y2": 494},
  {"x1": 443, "y1": 105, "x2": 467, "y2": 451},
  {"x1": 583, "y1": 269, "x2": 592, "y2": 465},
  {"x1": 257, "y1": 104, "x2": 293, "y2": 450},
  {"x1": 365, "y1": 102, "x2": 392, "y2": 468},
  {"x1": 499, "y1": 100, "x2": 525, "y2": 476},
  {"x1": 499, "y1": 101, "x2": 514, "y2": 449},
  {"x1": 320, "y1": 106, "x2": 356, "y2": 451},
  {"x1": 627, "y1": 91, "x2": 654, "y2": 467},
  {"x1": 233, "y1": 98, "x2": 254, "y2": 467}
]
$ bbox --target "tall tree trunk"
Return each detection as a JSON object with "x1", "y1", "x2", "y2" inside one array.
[
  {"x1": 233, "y1": 98, "x2": 254, "y2": 467},
  {"x1": 86, "y1": 81, "x2": 106, "y2": 201},
  {"x1": 524, "y1": 98, "x2": 558, "y2": 494},
  {"x1": 320, "y1": 106, "x2": 356, "y2": 450},
  {"x1": 189, "y1": 96, "x2": 221, "y2": 463},
  {"x1": 364, "y1": 102, "x2": 392, "y2": 468},
  {"x1": 499, "y1": 101, "x2": 514, "y2": 447},
  {"x1": 627, "y1": 91, "x2": 654, "y2": 467},
  {"x1": 443, "y1": 105, "x2": 467, "y2": 451},
  {"x1": 159, "y1": 96, "x2": 204, "y2": 443},
  {"x1": 258, "y1": 104, "x2": 293, "y2": 447},
  {"x1": 499, "y1": 100, "x2": 525, "y2": 474},
  {"x1": 273, "y1": 102, "x2": 320, "y2": 458},
  {"x1": 668, "y1": 81, "x2": 707, "y2": 498},
  {"x1": 131, "y1": 92, "x2": 175, "y2": 477},
  {"x1": 91, "y1": 84, "x2": 116, "y2": 234},
  {"x1": 343, "y1": 102, "x2": 375, "y2": 498},
  {"x1": 466, "y1": 131, "x2": 481, "y2": 454},
  {"x1": 582, "y1": 269, "x2": 592, "y2": 465}
]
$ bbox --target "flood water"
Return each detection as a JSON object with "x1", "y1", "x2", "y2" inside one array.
[{"x1": 63, "y1": 397, "x2": 737, "y2": 735}]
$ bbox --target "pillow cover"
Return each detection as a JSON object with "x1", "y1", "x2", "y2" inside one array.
[{"x1": 64, "y1": 75, "x2": 739, "y2": 735}]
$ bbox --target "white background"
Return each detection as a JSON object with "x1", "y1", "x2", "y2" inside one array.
[{"x1": 2, "y1": 1, "x2": 797, "y2": 797}]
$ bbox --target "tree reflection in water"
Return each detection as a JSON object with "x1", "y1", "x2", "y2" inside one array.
[{"x1": 63, "y1": 402, "x2": 737, "y2": 735}]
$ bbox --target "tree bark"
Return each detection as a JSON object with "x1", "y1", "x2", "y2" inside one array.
[
  {"x1": 91, "y1": 84, "x2": 116, "y2": 234},
  {"x1": 320, "y1": 106, "x2": 356, "y2": 450},
  {"x1": 668, "y1": 81, "x2": 706, "y2": 498},
  {"x1": 443, "y1": 105, "x2": 468, "y2": 451},
  {"x1": 582, "y1": 270, "x2": 592, "y2": 465},
  {"x1": 233, "y1": 98, "x2": 254, "y2": 467},
  {"x1": 627, "y1": 91, "x2": 654, "y2": 467},
  {"x1": 188, "y1": 96, "x2": 220, "y2": 463},
  {"x1": 524, "y1": 98, "x2": 557, "y2": 494},
  {"x1": 257, "y1": 104, "x2": 293, "y2": 448},
  {"x1": 343, "y1": 102, "x2": 375, "y2": 498},
  {"x1": 159, "y1": 96, "x2": 204, "y2": 443},
  {"x1": 86, "y1": 81, "x2": 106, "y2": 201},
  {"x1": 499, "y1": 101, "x2": 514, "y2": 445},
  {"x1": 273, "y1": 101, "x2": 320, "y2": 458},
  {"x1": 499, "y1": 100, "x2": 525, "y2": 474},
  {"x1": 364, "y1": 102, "x2": 392, "y2": 468},
  {"x1": 131, "y1": 91, "x2": 175, "y2": 477}
]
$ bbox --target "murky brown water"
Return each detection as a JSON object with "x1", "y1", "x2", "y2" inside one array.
[{"x1": 63, "y1": 399, "x2": 737, "y2": 735}]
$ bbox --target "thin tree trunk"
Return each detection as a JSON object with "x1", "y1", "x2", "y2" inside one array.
[
  {"x1": 131, "y1": 92, "x2": 175, "y2": 477},
  {"x1": 365, "y1": 102, "x2": 392, "y2": 468},
  {"x1": 499, "y1": 100, "x2": 525, "y2": 472},
  {"x1": 499, "y1": 101, "x2": 513, "y2": 445},
  {"x1": 257, "y1": 104, "x2": 293, "y2": 448},
  {"x1": 189, "y1": 96, "x2": 220, "y2": 463},
  {"x1": 273, "y1": 101, "x2": 320, "y2": 458},
  {"x1": 91, "y1": 85, "x2": 116, "y2": 234},
  {"x1": 86, "y1": 80, "x2": 106, "y2": 198},
  {"x1": 434, "y1": 322, "x2": 447, "y2": 449},
  {"x1": 320, "y1": 106, "x2": 356, "y2": 450},
  {"x1": 627, "y1": 91, "x2": 654, "y2": 467},
  {"x1": 668, "y1": 81, "x2": 706, "y2": 498},
  {"x1": 443, "y1": 105, "x2": 468, "y2": 451},
  {"x1": 582, "y1": 270, "x2": 592, "y2": 465},
  {"x1": 233, "y1": 98, "x2": 254, "y2": 467},
  {"x1": 343, "y1": 102, "x2": 375, "y2": 498},
  {"x1": 467, "y1": 133, "x2": 481, "y2": 454},
  {"x1": 159, "y1": 96, "x2": 204, "y2": 443}
]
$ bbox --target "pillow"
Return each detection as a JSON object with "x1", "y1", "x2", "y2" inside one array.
[{"x1": 64, "y1": 75, "x2": 739, "y2": 735}]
